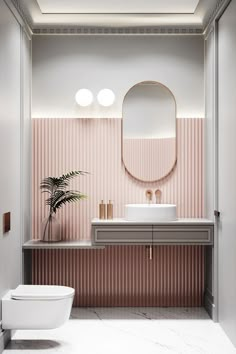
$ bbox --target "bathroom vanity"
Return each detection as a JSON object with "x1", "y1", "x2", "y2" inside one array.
[
  {"x1": 91, "y1": 218, "x2": 213, "y2": 246},
  {"x1": 23, "y1": 218, "x2": 215, "y2": 319},
  {"x1": 91, "y1": 218, "x2": 215, "y2": 320}
]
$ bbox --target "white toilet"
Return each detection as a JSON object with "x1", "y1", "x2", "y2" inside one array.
[{"x1": 2, "y1": 285, "x2": 75, "y2": 330}]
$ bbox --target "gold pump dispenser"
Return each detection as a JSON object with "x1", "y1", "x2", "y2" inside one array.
[
  {"x1": 99, "y1": 200, "x2": 106, "y2": 219},
  {"x1": 107, "y1": 200, "x2": 113, "y2": 220}
]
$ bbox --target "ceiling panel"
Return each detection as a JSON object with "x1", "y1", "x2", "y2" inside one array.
[{"x1": 36, "y1": 0, "x2": 200, "y2": 14}]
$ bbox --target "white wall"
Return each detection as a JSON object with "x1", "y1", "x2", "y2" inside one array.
[
  {"x1": 0, "y1": 0, "x2": 31, "y2": 321},
  {"x1": 204, "y1": 26, "x2": 218, "y2": 323},
  {"x1": 204, "y1": 29, "x2": 215, "y2": 220},
  {"x1": 32, "y1": 35, "x2": 204, "y2": 118},
  {"x1": 218, "y1": 0, "x2": 236, "y2": 346},
  {"x1": 22, "y1": 30, "x2": 32, "y2": 245}
]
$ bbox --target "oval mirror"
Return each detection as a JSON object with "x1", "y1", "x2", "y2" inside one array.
[{"x1": 122, "y1": 81, "x2": 177, "y2": 182}]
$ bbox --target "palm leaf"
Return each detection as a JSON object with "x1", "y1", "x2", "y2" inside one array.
[
  {"x1": 60, "y1": 171, "x2": 87, "y2": 181},
  {"x1": 40, "y1": 177, "x2": 58, "y2": 193},
  {"x1": 53, "y1": 192, "x2": 86, "y2": 213},
  {"x1": 46, "y1": 190, "x2": 85, "y2": 210},
  {"x1": 41, "y1": 170, "x2": 87, "y2": 215},
  {"x1": 40, "y1": 177, "x2": 67, "y2": 191},
  {"x1": 40, "y1": 171, "x2": 88, "y2": 194},
  {"x1": 45, "y1": 190, "x2": 65, "y2": 208}
]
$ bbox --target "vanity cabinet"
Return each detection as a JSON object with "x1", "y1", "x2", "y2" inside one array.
[
  {"x1": 93, "y1": 225, "x2": 152, "y2": 245},
  {"x1": 91, "y1": 218, "x2": 215, "y2": 319},
  {"x1": 152, "y1": 225, "x2": 213, "y2": 244},
  {"x1": 92, "y1": 219, "x2": 214, "y2": 246}
]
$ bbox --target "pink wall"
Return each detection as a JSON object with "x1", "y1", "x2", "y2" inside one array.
[
  {"x1": 123, "y1": 137, "x2": 176, "y2": 181},
  {"x1": 33, "y1": 246, "x2": 205, "y2": 307},
  {"x1": 32, "y1": 118, "x2": 204, "y2": 240},
  {"x1": 32, "y1": 118, "x2": 205, "y2": 306}
]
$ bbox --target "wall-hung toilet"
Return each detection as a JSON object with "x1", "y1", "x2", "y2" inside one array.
[{"x1": 2, "y1": 285, "x2": 75, "y2": 330}]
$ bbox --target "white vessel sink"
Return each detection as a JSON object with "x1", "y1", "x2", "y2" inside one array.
[{"x1": 125, "y1": 204, "x2": 177, "y2": 222}]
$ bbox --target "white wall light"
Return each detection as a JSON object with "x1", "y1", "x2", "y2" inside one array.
[
  {"x1": 75, "y1": 89, "x2": 93, "y2": 106},
  {"x1": 97, "y1": 89, "x2": 115, "y2": 107}
]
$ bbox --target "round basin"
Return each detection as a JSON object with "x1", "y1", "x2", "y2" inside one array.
[{"x1": 125, "y1": 204, "x2": 177, "y2": 222}]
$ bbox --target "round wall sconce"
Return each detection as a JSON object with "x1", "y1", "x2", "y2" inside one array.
[
  {"x1": 75, "y1": 89, "x2": 93, "y2": 106},
  {"x1": 97, "y1": 89, "x2": 115, "y2": 107}
]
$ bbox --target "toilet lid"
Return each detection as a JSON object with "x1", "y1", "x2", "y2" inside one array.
[{"x1": 11, "y1": 285, "x2": 75, "y2": 300}]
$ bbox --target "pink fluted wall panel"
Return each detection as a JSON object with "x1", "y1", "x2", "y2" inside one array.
[
  {"x1": 32, "y1": 118, "x2": 205, "y2": 307},
  {"x1": 33, "y1": 245, "x2": 204, "y2": 307},
  {"x1": 123, "y1": 137, "x2": 176, "y2": 181},
  {"x1": 32, "y1": 118, "x2": 204, "y2": 240}
]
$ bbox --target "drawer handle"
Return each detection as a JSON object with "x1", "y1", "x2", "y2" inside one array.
[
  {"x1": 145, "y1": 245, "x2": 153, "y2": 260},
  {"x1": 149, "y1": 245, "x2": 153, "y2": 260}
]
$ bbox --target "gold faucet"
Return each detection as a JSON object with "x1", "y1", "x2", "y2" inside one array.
[
  {"x1": 155, "y1": 189, "x2": 162, "y2": 204},
  {"x1": 145, "y1": 189, "x2": 153, "y2": 204}
]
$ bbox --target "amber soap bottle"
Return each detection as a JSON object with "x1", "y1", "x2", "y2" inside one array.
[
  {"x1": 99, "y1": 200, "x2": 106, "y2": 219},
  {"x1": 107, "y1": 200, "x2": 113, "y2": 220}
]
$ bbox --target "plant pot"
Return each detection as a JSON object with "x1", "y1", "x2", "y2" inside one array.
[{"x1": 41, "y1": 215, "x2": 61, "y2": 242}]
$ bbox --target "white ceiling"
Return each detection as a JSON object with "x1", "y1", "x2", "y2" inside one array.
[
  {"x1": 17, "y1": 0, "x2": 219, "y2": 32},
  {"x1": 36, "y1": 0, "x2": 200, "y2": 14}
]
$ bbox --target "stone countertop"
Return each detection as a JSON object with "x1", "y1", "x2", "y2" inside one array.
[{"x1": 92, "y1": 218, "x2": 214, "y2": 225}]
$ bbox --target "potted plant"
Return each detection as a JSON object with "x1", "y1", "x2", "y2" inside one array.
[{"x1": 40, "y1": 170, "x2": 87, "y2": 242}]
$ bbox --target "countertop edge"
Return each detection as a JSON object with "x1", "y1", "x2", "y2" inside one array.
[
  {"x1": 91, "y1": 218, "x2": 214, "y2": 225},
  {"x1": 23, "y1": 240, "x2": 105, "y2": 250}
]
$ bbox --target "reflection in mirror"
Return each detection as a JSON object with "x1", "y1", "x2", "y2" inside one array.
[{"x1": 122, "y1": 81, "x2": 176, "y2": 182}]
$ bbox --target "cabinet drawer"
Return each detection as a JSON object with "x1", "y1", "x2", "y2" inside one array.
[
  {"x1": 92, "y1": 226, "x2": 152, "y2": 245},
  {"x1": 153, "y1": 226, "x2": 213, "y2": 245}
]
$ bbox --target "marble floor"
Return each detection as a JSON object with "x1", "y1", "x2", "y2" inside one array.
[{"x1": 4, "y1": 307, "x2": 236, "y2": 354}]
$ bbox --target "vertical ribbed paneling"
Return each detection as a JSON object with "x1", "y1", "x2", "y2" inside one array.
[
  {"x1": 32, "y1": 245, "x2": 204, "y2": 307},
  {"x1": 32, "y1": 118, "x2": 204, "y2": 240},
  {"x1": 123, "y1": 137, "x2": 176, "y2": 181},
  {"x1": 32, "y1": 118, "x2": 205, "y2": 306}
]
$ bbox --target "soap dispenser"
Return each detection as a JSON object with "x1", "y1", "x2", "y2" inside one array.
[
  {"x1": 99, "y1": 200, "x2": 106, "y2": 219},
  {"x1": 107, "y1": 200, "x2": 113, "y2": 220}
]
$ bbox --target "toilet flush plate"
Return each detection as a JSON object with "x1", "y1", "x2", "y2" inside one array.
[{"x1": 3, "y1": 212, "x2": 11, "y2": 233}]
